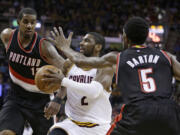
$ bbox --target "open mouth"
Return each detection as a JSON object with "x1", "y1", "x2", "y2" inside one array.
[
  {"x1": 80, "y1": 47, "x2": 84, "y2": 52},
  {"x1": 25, "y1": 30, "x2": 32, "y2": 34}
]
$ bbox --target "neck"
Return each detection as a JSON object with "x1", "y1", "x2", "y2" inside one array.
[
  {"x1": 92, "y1": 52, "x2": 100, "y2": 57},
  {"x1": 18, "y1": 32, "x2": 33, "y2": 47}
]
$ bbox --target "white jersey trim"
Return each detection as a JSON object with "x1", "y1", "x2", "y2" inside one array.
[{"x1": 9, "y1": 71, "x2": 46, "y2": 94}]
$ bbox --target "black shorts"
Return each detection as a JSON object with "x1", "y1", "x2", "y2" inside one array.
[
  {"x1": 0, "y1": 100, "x2": 53, "y2": 135},
  {"x1": 110, "y1": 98, "x2": 180, "y2": 135}
]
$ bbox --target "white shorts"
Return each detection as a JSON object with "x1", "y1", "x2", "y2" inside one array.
[{"x1": 48, "y1": 118, "x2": 111, "y2": 135}]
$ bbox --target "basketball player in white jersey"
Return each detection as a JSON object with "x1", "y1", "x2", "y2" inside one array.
[
  {"x1": 44, "y1": 30, "x2": 115, "y2": 135},
  {"x1": 47, "y1": 21, "x2": 180, "y2": 135}
]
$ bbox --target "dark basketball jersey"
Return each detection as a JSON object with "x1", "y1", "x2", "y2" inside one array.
[
  {"x1": 5, "y1": 29, "x2": 50, "y2": 109},
  {"x1": 116, "y1": 46, "x2": 173, "y2": 103}
]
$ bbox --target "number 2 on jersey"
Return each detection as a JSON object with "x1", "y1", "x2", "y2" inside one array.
[
  {"x1": 81, "y1": 96, "x2": 88, "y2": 105},
  {"x1": 138, "y1": 68, "x2": 156, "y2": 93}
]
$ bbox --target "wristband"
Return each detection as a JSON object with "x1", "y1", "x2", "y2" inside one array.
[{"x1": 52, "y1": 97, "x2": 63, "y2": 104}]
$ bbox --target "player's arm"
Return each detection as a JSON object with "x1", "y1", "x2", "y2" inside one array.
[
  {"x1": 44, "y1": 86, "x2": 66, "y2": 120},
  {"x1": 59, "y1": 67, "x2": 114, "y2": 98},
  {"x1": 94, "y1": 67, "x2": 114, "y2": 92},
  {"x1": 0, "y1": 28, "x2": 13, "y2": 49},
  {"x1": 43, "y1": 66, "x2": 114, "y2": 99},
  {"x1": 43, "y1": 59, "x2": 73, "y2": 119},
  {"x1": 62, "y1": 49, "x2": 117, "y2": 68},
  {"x1": 47, "y1": 26, "x2": 118, "y2": 68},
  {"x1": 40, "y1": 39, "x2": 65, "y2": 70},
  {"x1": 166, "y1": 52, "x2": 180, "y2": 81}
]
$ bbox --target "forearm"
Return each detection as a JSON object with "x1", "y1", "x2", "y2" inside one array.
[
  {"x1": 51, "y1": 55, "x2": 65, "y2": 70},
  {"x1": 41, "y1": 40, "x2": 65, "y2": 70},
  {"x1": 60, "y1": 47, "x2": 113, "y2": 68},
  {"x1": 60, "y1": 47, "x2": 85, "y2": 66},
  {"x1": 55, "y1": 86, "x2": 66, "y2": 99},
  {"x1": 61, "y1": 77, "x2": 103, "y2": 98},
  {"x1": 52, "y1": 87, "x2": 66, "y2": 104}
]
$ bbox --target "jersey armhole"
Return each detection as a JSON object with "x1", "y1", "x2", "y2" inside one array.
[
  {"x1": 160, "y1": 50, "x2": 172, "y2": 66},
  {"x1": 116, "y1": 52, "x2": 121, "y2": 84},
  {"x1": 39, "y1": 38, "x2": 49, "y2": 64},
  {"x1": 6, "y1": 30, "x2": 15, "y2": 53}
]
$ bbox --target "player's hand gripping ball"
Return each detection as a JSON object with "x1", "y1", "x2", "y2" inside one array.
[{"x1": 35, "y1": 65, "x2": 62, "y2": 94}]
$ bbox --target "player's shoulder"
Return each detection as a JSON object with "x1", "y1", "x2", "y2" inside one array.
[
  {"x1": 1, "y1": 28, "x2": 15, "y2": 48},
  {"x1": 1, "y1": 28, "x2": 14, "y2": 40},
  {"x1": 1, "y1": 28, "x2": 14, "y2": 37},
  {"x1": 1, "y1": 28, "x2": 14, "y2": 34},
  {"x1": 63, "y1": 59, "x2": 73, "y2": 75}
]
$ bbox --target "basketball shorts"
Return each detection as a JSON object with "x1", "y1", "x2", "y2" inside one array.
[
  {"x1": 48, "y1": 118, "x2": 111, "y2": 135},
  {"x1": 0, "y1": 100, "x2": 53, "y2": 135},
  {"x1": 110, "y1": 98, "x2": 180, "y2": 135}
]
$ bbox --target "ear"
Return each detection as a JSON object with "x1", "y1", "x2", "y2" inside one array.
[{"x1": 95, "y1": 44, "x2": 102, "y2": 52}]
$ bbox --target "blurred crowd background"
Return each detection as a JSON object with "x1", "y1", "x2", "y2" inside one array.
[{"x1": 0, "y1": 0, "x2": 180, "y2": 125}]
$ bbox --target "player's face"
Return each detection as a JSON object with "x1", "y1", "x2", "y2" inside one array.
[
  {"x1": 18, "y1": 14, "x2": 37, "y2": 39},
  {"x1": 80, "y1": 34, "x2": 96, "y2": 57}
]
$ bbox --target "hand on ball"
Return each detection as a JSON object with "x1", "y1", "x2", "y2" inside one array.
[
  {"x1": 42, "y1": 69, "x2": 64, "y2": 86},
  {"x1": 35, "y1": 65, "x2": 64, "y2": 94}
]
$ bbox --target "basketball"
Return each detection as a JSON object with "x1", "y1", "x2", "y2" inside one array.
[{"x1": 35, "y1": 65, "x2": 62, "y2": 94}]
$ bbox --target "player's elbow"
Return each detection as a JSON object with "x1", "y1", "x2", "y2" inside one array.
[{"x1": 72, "y1": 58, "x2": 85, "y2": 68}]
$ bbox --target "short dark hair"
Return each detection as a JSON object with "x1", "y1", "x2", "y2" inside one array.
[
  {"x1": 124, "y1": 16, "x2": 149, "y2": 45},
  {"x1": 18, "y1": 8, "x2": 37, "y2": 20},
  {"x1": 87, "y1": 32, "x2": 105, "y2": 52}
]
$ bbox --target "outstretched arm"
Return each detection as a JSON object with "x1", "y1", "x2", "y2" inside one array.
[
  {"x1": 47, "y1": 27, "x2": 118, "y2": 68},
  {"x1": 61, "y1": 49, "x2": 117, "y2": 68},
  {"x1": 166, "y1": 52, "x2": 180, "y2": 81},
  {"x1": 40, "y1": 39, "x2": 65, "y2": 70},
  {"x1": 42, "y1": 67, "x2": 114, "y2": 99}
]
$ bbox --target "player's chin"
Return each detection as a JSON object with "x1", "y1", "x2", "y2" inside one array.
[{"x1": 24, "y1": 33, "x2": 32, "y2": 38}]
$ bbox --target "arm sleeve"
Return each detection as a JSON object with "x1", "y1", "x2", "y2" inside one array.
[{"x1": 61, "y1": 77, "x2": 103, "y2": 98}]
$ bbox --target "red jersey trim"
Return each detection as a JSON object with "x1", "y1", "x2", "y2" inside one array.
[
  {"x1": 17, "y1": 32, "x2": 37, "y2": 53},
  {"x1": 9, "y1": 65, "x2": 35, "y2": 85},
  {"x1": 160, "y1": 50, "x2": 171, "y2": 66},
  {"x1": 39, "y1": 38, "x2": 49, "y2": 63},
  {"x1": 116, "y1": 53, "x2": 121, "y2": 85},
  {"x1": 6, "y1": 30, "x2": 15, "y2": 52},
  {"x1": 106, "y1": 104, "x2": 125, "y2": 135}
]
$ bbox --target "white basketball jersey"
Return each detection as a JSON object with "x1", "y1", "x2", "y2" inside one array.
[{"x1": 65, "y1": 64, "x2": 112, "y2": 124}]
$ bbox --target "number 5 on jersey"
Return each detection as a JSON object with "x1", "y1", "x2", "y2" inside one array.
[{"x1": 138, "y1": 68, "x2": 156, "y2": 93}]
